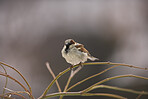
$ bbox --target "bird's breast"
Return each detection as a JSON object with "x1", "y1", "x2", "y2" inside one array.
[{"x1": 62, "y1": 47, "x2": 88, "y2": 65}]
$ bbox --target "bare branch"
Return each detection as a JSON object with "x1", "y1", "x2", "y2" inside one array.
[
  {"x1": 82, "y1": 74, "x2": 148, "y2": 93},
  {"x1": 92, "y1": 85, "x2": 148, "y2": 95},
  {"x1": 46, "y1": 62, "x2": 61, "y2": 92},
  {"x1": 0, "y1": 64, "x2": 8, "y2": 95},
  {"x1": 0, "y1": 62, "x2": 32, "y2": 94},
  {"x1": 67, "y1": 65, "x2": 120, "y2": 91},
  {"x1": 45, "y1": 92, "x2": 127, "y2": 99}
]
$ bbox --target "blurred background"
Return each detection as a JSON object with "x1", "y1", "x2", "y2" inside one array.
[{"x1": 0, "y1": 0, "x2": 148, "y2": 99}]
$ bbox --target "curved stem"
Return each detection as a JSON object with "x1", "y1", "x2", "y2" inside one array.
[
  {"x1": 0, "y1": 62, "x2": 32, "y2": 94},
  {"x1": 0, "y1": 95, "x2": 13, "y2": 99},
  {"x1": 4, "y1": 87, "x2": 31, "y2": 97},
  {"x1": 4, "y1": 92, "x2": 27, "y2": 99},
  {"x1": 0, "y1": 64, "x2": 8, "y2": 96},
  {"x1": 0, "y1": 72, "x2": 35, "y2": 99},
  {"x1": 0, "y1": 72, "x2": 28, "y2": 92},
  {"x1": 67, "y1": 62, "x2": 147, "y2": 91},
  {"x1": 44, "y1": 92, "x2": 126, "y2": 99},
  {"x1": 59, "y1": 76, "x2": 72, "y2": 99},
  {"x1": 63, "y1": 71, "x2": 73, "y2": 91},
  {"x1": 82, "y1": 74, "x2": 148, "y2": 93},
  {"x1": 67, "y1": 65, "x2": 120, "y2": 91},
  {"x1": 38, "y1": 64, "x2": 78, "y2": 98},
  {"x1": 92, "y1": 85, "x2": 148, "y2": 95},
  {"x1": 82, "y1": 62, "x2": 147, "y2": 70},
  {"x1": 39, "y1": 62, "x2": 147, "y2": 98},
  {"x1": 46, "y1": 62, "x2": 61, "y2": 92},
  {"x1": 60, "y1": 66, "x2": 83, "y2": 99},
  {"x1": 39, "y1": 62, "x2": 148, "y2": 98}
]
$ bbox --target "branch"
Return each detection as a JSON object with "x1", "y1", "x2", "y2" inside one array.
[
  {"x1": 70, "y1": 66, "x2": 82, "y2": 78},
  {"x1": 0, "y1": 72, "x2": 28, "y2": 92},
  {"x1": 46, "y1": 62, "x2": 61, "y2": 92},
  {"x1": 92, "y1": 85, "x2": 148, "y2": 95},
  {"x1": 67, "y1": 62, "x2": 148, "y2": 91},
  {"x1": 60, "y1": 66, "x2": 83, "y2": 99},
  {"x1": 0, "y1": 95, "x2": 14, "y2": 99},
  {"x1": 39, "y1": 63, "x2": 81, "y2": 98},
  {"x1": 44, "y1": 92, "x2": 126, "y2": 99},
  {"x1": 82, "y1": 74, "x2": 148, "y2": 93},
  {"x1": 39, "y1": 62, "x2": 148, "y2": 98},
  {"x1": 4, "y1": 87, "x2": 30, "y2": 96},
  {"x1": 0, "y1": 62, "x2": 32, "y2": 94},
  {"x1": 0, "y1": 64, "x2": 8, "y2": 95},
  {"x1": 67, "y1": 65, "x2": 120, "y2": 91},
  {"x1": 64, "y1": 66, "x2": 82, "y2": 91},
  {"x1": 136, "y1": 91, "x2": 145, "y2": 99},
  {"x1": 2, "y1": 92, "x2": 26, "y2": 99},
  {"x1": 82, "y1": 62, "x2": 147, "y2": 70}
]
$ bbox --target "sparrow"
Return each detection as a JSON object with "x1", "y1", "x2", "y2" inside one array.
[{"x1": 61, "y1": 39, "x2": 99, "y2": 66}]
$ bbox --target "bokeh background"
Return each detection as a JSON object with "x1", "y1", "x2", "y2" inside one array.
[{"x1": 0, "y1": 0, "x2": 148, "y2": 99}]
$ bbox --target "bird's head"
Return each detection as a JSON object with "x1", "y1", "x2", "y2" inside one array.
[
  {"x1": 64, "y1": 39, "x2": 76, "y2": 53},
  {"x1": 65, "y1": 39, "x2": 76, "y2": 46}
]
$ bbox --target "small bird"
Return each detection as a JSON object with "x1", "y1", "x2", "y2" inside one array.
[{"x1": 61, "y1": 39, "x2": 99, "y2": 66}]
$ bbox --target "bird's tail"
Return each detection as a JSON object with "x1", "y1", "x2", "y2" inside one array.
[{"x1": 88, "y1": 56, "x2": 99, "y2": 61}]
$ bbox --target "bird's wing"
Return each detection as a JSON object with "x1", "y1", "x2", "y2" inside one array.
[{"x1": 75, "y1": 44, "x2": 91, "y2": 56}]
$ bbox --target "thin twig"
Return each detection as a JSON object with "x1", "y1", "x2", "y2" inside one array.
[
  {"x1": 82, "y1": 62, "x2": 147, "y2": 70},
  {"x1": 3, "y1": 89, "x2": 27, "y2": 99},
  {"x1": 0, "y1": 62, "x2": 32, "y2": 95},
  {"x1": 46, "y1": 62, "x2": 61, "y2": 92},
  {"x1": 38, "y1": 63, "x2": 81, "y2": 99},
  {"x1": 82, "y1": 74, "x2": 148, "y2": 93},
  {"x1": 4, "y1": 88, "x2": 30, "y2": 95},
  {"x1": 0, "y1": 64, "x2": 8, "y2": 97},
  {"x1": 39, "y1": 62, "x2": 148, "y2": 98},
  {"x1": 136, "y1": 91, "x2": 145, "y2": 99},
  {"x1": 63, "y1": 70, "x2": 73, "y2": 92},
  {"x1": 0, "y1": 72, "x2": 28, "y2": 92},
  {"x1": 70, "y1": 66, "x2": 82, "y2": 78},
  {"x1": 60, "y1": 66, "x2": 83, "y2": 99},
  {"x1": 0, "y1": 95, "x2": 14, "y2": 99},
  {"x1": 67, "y1": 65, "x2": 120, "y2": 91},
  {"x1": 3, "y1": 92, "x2": 27, "y2": 99},
  {"x1": 44, "y1": 92, "x2": 127, "y2": 99},
  {"x1": 59, "y1": 76, "x2": 72, "y2": 99},
  {"x1": 92, "y1": 85, "x2": 148, "y2": 95},
  {"x1": 65, "y1": 66, "x2": 82, "y2": 91},
  {"x1": 67, "y1": 62, "x2": 147, "y2": 91},
  {"x1": 0, "y1": 72, "x2": 33, "y2": 98}
]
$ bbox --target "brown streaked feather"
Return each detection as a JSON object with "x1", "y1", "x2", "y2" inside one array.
[
  {"x1": 75, "y1": 44, "x2": 84, "y2": 48},
  {"x1": 75, "y1": 44, "x2": 91, "y2": 56},
  {"x1": 70, "y1": 39, "x2": 75, "y2": 44}
]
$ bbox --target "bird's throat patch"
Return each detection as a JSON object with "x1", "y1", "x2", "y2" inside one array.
[{"x1": 65, "y1": 44, "x2": 70, "y2": 53}]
